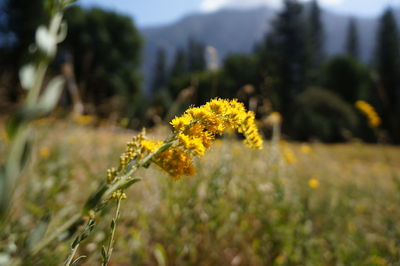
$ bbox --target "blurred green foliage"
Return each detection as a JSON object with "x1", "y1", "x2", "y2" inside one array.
[
  {"x1": 321, "y1": 56, "x2": 372, "y2": 103},
  {"x1": 291, "y1": 87, "x2": 358, "y2": 142},
  {"x1": 63, "y1": 6, "x2": 143, "y2": 117}
]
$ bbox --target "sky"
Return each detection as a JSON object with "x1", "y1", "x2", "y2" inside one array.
[{"x1": 79, "y1": 0, "x2": 400, "y2": 27}]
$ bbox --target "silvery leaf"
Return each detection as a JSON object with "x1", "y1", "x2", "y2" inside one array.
[
  {"x1": 38, "y1": 76, "x2": 64, "y2": 112},
  {"x1": 35, "y1": 26, "x2": 57, "y2": 57},
  {"x1": 19, "y1": 64, "x2": 36, "y2": 90}
]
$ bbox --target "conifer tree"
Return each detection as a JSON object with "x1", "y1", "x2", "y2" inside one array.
[
  {"x1": 262, "y1": 0, "x2": 308, "y2": 117},
  {"x1": 308, "y1": 0, "x2": 324, "y2": 68},
  {"x1": 346, "y1": 18, "x2": 360, "y2": 59},
  {"x1": 375, "y1": 8, "x2": 400, "y2": 143},
  {"x1": 151, "y1": 48, "x2": 168, "y2": 94},
  {"x1": 187, "y1": 38, "x2": 206, "y2": 72},
  {"x1": 170, "y1": 47, "x2": 187, "y2": 78}
]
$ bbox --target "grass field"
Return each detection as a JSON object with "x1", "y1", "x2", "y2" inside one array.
[{"x1": 1, "y1": 121, "x2": 400, "y2": 265}]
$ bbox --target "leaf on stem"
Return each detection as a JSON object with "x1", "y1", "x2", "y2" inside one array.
[
  {"x1": 70, "y1": 255, "x2": 87, "y2": 266},
  {"x1": 118, "y1": 178, "x2": 141, "y2": 191}
]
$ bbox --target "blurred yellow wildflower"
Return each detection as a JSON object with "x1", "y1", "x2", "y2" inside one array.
[
  {"x1": 308, "y1": 178, "x2": 319, "y2": 189},
  {"x1": 1, "y1": 130, "x2": 9, "y2": 144},
  {"x1": 282, "y1": 146, "x2": 297, "y2": 164},
  {"x1": 300, "y1": 144, "x2": 312, "y2": 155},
  {"x1": 265, "y1": 111, "x2": 282, "y2": 126},
  {"x1": 39, "y1": 147, "x2": 50, "y2": 159},
  {"x1": 73, "y1": 114, "x2": 96, "y2": 126},
  {"x1": 355, "y1": 100, "x2": 381, "y2": 128}
]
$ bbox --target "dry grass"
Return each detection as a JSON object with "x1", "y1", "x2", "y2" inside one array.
[{"x1": 2, "y1": 121, "x2": 400, "y2": 265}]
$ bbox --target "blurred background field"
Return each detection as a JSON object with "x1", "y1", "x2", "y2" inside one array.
[
  {"x1": 1, "y1": 0, "x2": 400, "y2": 265},
  {"x1": 1, "y1": 121, "x2": 400, "y2": 265}
]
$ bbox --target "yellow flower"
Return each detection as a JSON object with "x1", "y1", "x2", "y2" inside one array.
[
  {"x1": 171, "y1": 98, "x2": 263, "y2": 150},
  {"x1": 73, "y1": 114, "x2": 96, "y2": 126},
  {"x1": 281, "y1": 145, "x2": 297, "y2": 164},
  {"x1": 178, "y1": 133, "x2": 206, "y2": 156},
  {"x1": 355, "y1": 100, "x2": 381, "y2": 128},
  {"x1": 300, "y1": 144, "x2": 312, "y2": 155},
  {"x1": 308, "y1": 178, "x2": 319, "y2": 189},
  {"x1": 1, "y1": 130, "x2": 9, "y2": 144},
  {"x1": 152, "y1": 147, "x2": 196, "y2": 179},
  {"x1": 108, "y1": 98, "x2": 263, "y2": 181},
  {"x1": 141, "y1": 139, "x2": 163, "y2": 153},
  {"x1": 39, "y1": 147, "x2": 50, "y2": 159}
]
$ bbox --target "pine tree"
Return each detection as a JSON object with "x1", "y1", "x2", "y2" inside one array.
[
  {"x1": 262, "y1": 0, "x2": 308, "y2": 117},
  {"x1": 346, "y1": 18, "x2": 360, "y2": 59},
  {"x1": 308, "y1": 0, "x2": 324, "y2": 68},
  {"x1": 170, "y1": 47, "x2": 187, "y2": 78},
  {"x1": 151, "y1": 48, "x2": 168, "y2": 94},
  {"x1": 375, "y1": 8, "x2": 400, "y2": 143},
  {"x1": 187, "y1": 38, "x2": 206, "y2": 72}
]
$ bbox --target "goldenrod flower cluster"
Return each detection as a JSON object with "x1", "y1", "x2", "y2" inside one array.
[
  {"x1": 107, "y1": 131, "x2": 146, "y2": 184},
  {"x1": 105, "y1": 99, "x2": 262, "y2": 181},
  {"x1": 141, "y1": 98, "x2": 263, "y2": 179},
  {"x1": 355, "y1": 100, "x2": 381, "y2": 128},
  {"x1": 171, "y1": 98, "x2": 263, "y2": 150}
]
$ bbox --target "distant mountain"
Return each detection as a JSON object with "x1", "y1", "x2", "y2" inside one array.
[{"x1": 140, "y1": 6, "x2": 380, "y2": 93}]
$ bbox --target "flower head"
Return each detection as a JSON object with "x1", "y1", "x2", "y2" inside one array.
[
  {"x1": 171, "y1": 98, "x2": 263, "y2": 150},
  {"x1": 355, "y1": 100, "x2": 381, "y2": 128},
  {"x1": 111, "y1": 98, "x2": 263, "y2": 181},
  {"x1": 308, "y1": 178, "x2": 319, "y2": 189}
]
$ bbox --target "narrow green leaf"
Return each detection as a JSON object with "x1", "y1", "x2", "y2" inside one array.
[
  {"x1": 153, "y1": 243, "x2": 167, "y2": 266},
  {"x1": 19, "y1": 137, "x2": 32, "y2": 172},
  {"x1": 119, "y1": 178, "x2": 141, "y2": 191},
  {"x1": 81, "y1": 220, "x2": 95, "y2": 240},
  {"x1": 71, "y1": 236, "x2": 80, "y2": 249},
  {"x1": 101, "y1": 245, "x2": 107, "y2": 260},
  {"x1": 0, "y1": 166, "x2": 9, "y2": 220},
  {"x1": 83, "y1": 184, "x2": 108, "y2": 212},
  {"x1": 71, "y1": 255, "x2": 87, "y2": 266},
  {"x1": 111, "y1": 219, "x2": 116, "y2": 230},
  {"x1": 157, "y1": 142, "x2": 173, "y2": 154}
]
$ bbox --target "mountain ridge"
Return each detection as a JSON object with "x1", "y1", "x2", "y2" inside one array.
[{"x1": 140, "y1": 5, "x2": 384, "y2": 92}]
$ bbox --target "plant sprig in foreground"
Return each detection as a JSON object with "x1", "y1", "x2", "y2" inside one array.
[{"x1": 61, "y1": 98, "x2": 263, "y2": 264}]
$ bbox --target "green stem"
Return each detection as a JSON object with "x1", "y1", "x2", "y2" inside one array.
[
  {"x1": 63, "y1": 242, "x2": 79, "y2": 266},
  {"x1": 63, "y1": 218, "x2": 95, "y2": 266},
  {"x1": 102, "y1": 195, "x2": 122, "y2": 266}
]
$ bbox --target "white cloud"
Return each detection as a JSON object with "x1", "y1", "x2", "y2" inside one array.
[
  {"x1": 200, "y1": 0, "x2": 229, "y2": 12},
  {"x1": 200, "y1": 0, "x2": 344, "y2": 12},
  {"x1": 305, "y1": 0, "x2": 344, "y2": 5}
]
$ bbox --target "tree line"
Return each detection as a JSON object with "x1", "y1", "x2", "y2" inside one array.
[
  {"x1": 151, "y1": 0, "x2": 400, "y2": 143},
  {"x1": 0, "y1": 0, "x2": 399, "y2": 143}
]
